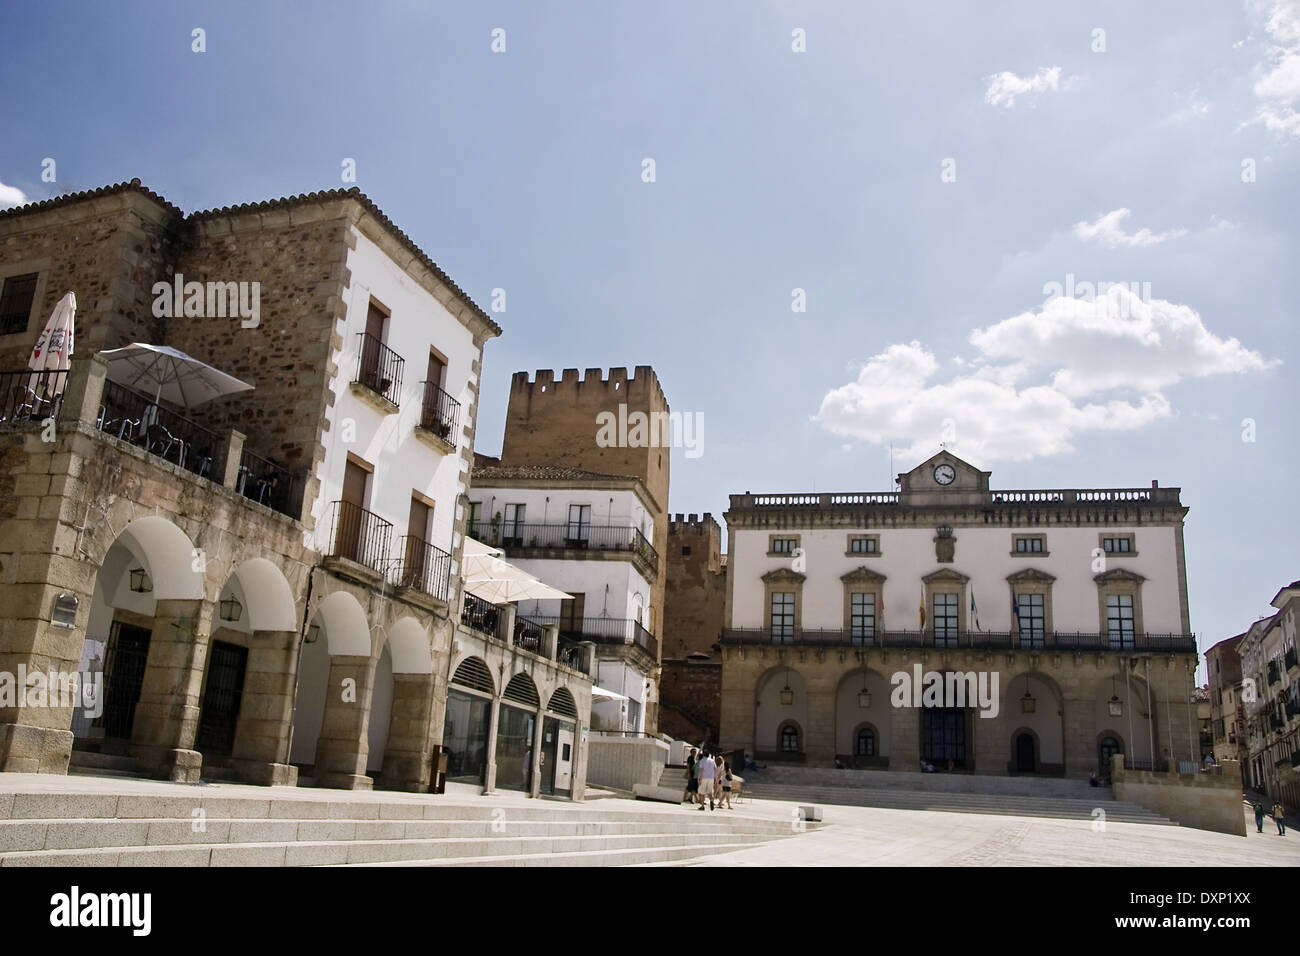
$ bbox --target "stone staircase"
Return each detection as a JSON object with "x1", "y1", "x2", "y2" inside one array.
[
  {"x1": 0, "y1": 779, "x2": 806, "y2": 867},
  {"x1": 739, "y1": 767, "x2": 1177, "y2": 825}
]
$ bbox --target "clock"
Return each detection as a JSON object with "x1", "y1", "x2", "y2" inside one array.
[{"x1": 933, "y1": 464, "x2": 956, "y2": 486}]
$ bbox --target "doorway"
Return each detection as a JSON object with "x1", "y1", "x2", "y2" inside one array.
[
  {"x1": 1099, "y1": 736, "x2": 1122, "y2": 777},
  {"x1": 98, "y1": 621, "x2": 152, "y2": 743},
  {"x1": 922, "y1": 707, "x2": 967, "y2": 769},
  {"x1": 337, "y1": 457, "x2": 369, "y2": 562},
  {"x1": 195, "y1": 641, "x2": 249, "y2": 756},
  {"x1": 1015, "y1": 732, "x2": 1035, "y2": 772}
]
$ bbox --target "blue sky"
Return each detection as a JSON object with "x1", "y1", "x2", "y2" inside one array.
[{"x1": 2, "y1": 0, "x2": 1296, "y2": 657}]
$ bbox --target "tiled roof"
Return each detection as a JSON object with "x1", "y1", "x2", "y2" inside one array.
[
  {"x1": 473, "y1": 463, "x2": 640, "y2": 483},
  {"x1": 0, "y1": 179, "x2": 500, "y2": 337},
  {"x1": 0, "y1": 178, "x2": 183, "y2": 222}
]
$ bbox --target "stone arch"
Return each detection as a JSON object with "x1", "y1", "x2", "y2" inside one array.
[
  {"x1": 288, "y1": 590, "x2": 371, "y2": 775},
  {"x1": 386, "y1": 617, "x2": 433, "y2": 674},
  {"x1": 834, "y1": 666, "x2": 891, "y2": 761},
  {"x1": 1002, "y1": 670, "x2": 1065, "y2": 772},
  {"x1": 1094, "y1": 669, "x2": 1158, "y2": 763},
  {"x1": 504, "y1": 671, "x2": 541, "y2": 709},
  {"x1": 311, "y1": 591, "x2": 370, "y2": 657},
  {"x1": 1010, "y1": 725, "x2": 1041, "y2": 773},
  {"x1": 548, "y1": 686, "x2": 578, "y2": 719},
  {"x1": 450, "y1": 655, "x2": 496, "y2": 696},
  {"x1": 215, "y1": 558, "x2": 297, "y2": 635},
  {"x1": 113, "y1": 516, "x2": 205, "y2": 602},
  {"x1": 755, "y1": 665, "x2": 806, "y2": 758}
]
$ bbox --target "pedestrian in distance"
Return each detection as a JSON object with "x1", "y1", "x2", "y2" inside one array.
[
  {"x1": 721, "y1": 760, "x2": 734, "y2": 809},
  {"x1": 1253, "y1": 800, "x2": 1267, "y2": 833},
  {"x1": 697, "y1": 751, "x2": 717, "y2": 810},
  {"x1": 683, "y1": 749, "x2": 698, "y2": 805},
  {"x1": 1273, "y1": 801, "x2": 1287, "y2": 835}
]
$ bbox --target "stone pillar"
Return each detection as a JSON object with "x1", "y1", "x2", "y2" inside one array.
[
  {"x1": 529, "y1": 706, "x2": 546, "y2": 797},
  {"x1": 570, "y1": 718, "x2": 588, "y2": 802},
  {"x1": 1063, "y1": 686, "x2": 1099, "y2": 779},
  {"x1": 719, "y1": 648, "x2": 755, "y2": 755},
  {"x1": 313, "y1": 654, "x2": 374, "y2": 790},
  {"x1": 214, "y1": 429, "x2": 244, "y2": 492},
  {"x1": 498, "y1": 604, "x2": 517, "y2": 645},
  {"x1": 380, "y1": 673, "x2": 436, "y2": 792},
  {"x1": 542, "y1": 624, "x2": 559, "y2": 662},
  {"x1": 804, "y1": 666, "x2": 836, "y2": 766},
  {"x1": 59, "y1": 352, "x2": 109, "y2": 427},
  {"x1": 130, "y1": 599, "x2": 206, "y2": 783},
  {"x1": 229, "y1": 628, "x2": 299, "y2": 787},
  {"x1": 482, "y1": 695, "x2": 502, "y2": 793},
  {"x1": 890, "y1": 693, "x2": 920, "y2": 771}
]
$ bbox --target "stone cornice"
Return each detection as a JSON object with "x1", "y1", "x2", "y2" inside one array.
[{"x1": 724, "y1": 502, "x2": 1188, "y2": 531}]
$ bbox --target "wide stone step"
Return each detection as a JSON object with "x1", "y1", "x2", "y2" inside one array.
[{"x1": 337, "y1": 841, "x2": 770, "y2": 867}]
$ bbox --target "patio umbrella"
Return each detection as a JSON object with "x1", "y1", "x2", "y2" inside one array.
[
  {"x1": 28, "y1": 291, "x2": 75, "y2": 397},
  {"x1": 97, "y1": 343, "x2": 253, "y2": 409},
  {"x1": 461, "y1": 536, "x2": 572, "y2": 603}
]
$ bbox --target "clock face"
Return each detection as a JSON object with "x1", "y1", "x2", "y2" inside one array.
[{"x1": 934, "y1": 464, "x2": 956, "y2": 486}]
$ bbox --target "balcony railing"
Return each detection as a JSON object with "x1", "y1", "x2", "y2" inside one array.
[
  {"x1": 418, "y1": 381, "x2": 460, "y2": 446},
  {"x1": 237, "y1": 448, "x2": 298, "y2": 518},
  {"x1": 353, "y1": 332, "x2": 404, "y2": 407},
  {"x1": 730, "y1": 485, "x2": 1182, "y2": 510},
  {"x1": 524, "y1": 615, "x2": 658, "y2": 660},
  {"x1": 470, "y1": 521, "x2": 658, "y2": 570},
  {"x1": 98, "y1": 380, "x2": 221, "y2": 479},
  {"x1": 0, "y1": 369, "x2": 66, "y2": 426},
  {"x1": 460, "y1": 593, "x2": 501, "y2": 638},
  {"x1": 391, "y1": 535, "x2": 451, "y2": 602},
  {"x1": 720, "y1": 628, "x2": 1198, "y2": 653},
  {"x1": 513, "y1": 614, "x2": 546, "y2": 653},
  {"x1": 326, "y1": 499, "x2": 393, "y2": 573},
  {"x1": 556, "y1": 635, "x2": 589, "y2": 674}
]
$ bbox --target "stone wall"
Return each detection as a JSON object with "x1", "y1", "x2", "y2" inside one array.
[
  {"x1": 664, "y1": 512, "x2": 726, "y2": 659},
  {"x1": 1112, "y1": 757, "x2": 1248, "y2": 835},
  {"x1": 586, "y1": 733, "x2": 669, "y2": 792},
  {"x1": 659, "y1": 658, "x2": 721, "y2": 745}
]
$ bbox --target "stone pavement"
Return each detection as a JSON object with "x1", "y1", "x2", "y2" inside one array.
[{"x1": 670, "y1": 799, "x2": 1300, "y2": 866}]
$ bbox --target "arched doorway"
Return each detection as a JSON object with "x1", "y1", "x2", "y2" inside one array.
[
  {"x1": 445, "y1": 656, "x2": 495, "y2": 783},
  {"x1": 755, "y1": 665, "x2": 807, "y2": 760},
  {"x1": 497, "y1": 672, "x2": 540, "y2": 792},
  {"x1": 1098, "y1": 734, "x2": 1123, "y2": 779},
  {"x1": 1015, "y1": 732, "x2": 1036, "y2": 772},
  {"x1": 288, "y1": 591, "x2": 370, "y2": 777},
  {"x1": 543, "y1": 687, "x2": 579, "y2": 796}
]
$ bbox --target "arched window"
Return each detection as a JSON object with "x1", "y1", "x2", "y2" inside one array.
[
  {"x1": 780, "y1": 724, "x2": 799, "y2": 753},
  {"x1": 857, "y1": 727, "x2": 876, "y2": 757}
]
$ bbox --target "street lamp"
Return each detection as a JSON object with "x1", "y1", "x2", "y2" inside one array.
[
  {"x1": 780, "y1": 667, "x2": 794, "y2": 706},
  {"x1": 858, "y1": 669, "x2": 872, "y2": 708},
  {"x1": 1108, "y1": 676, "x2": 1123, "y2": 717}
]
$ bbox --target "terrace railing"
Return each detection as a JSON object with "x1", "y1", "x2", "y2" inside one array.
[
  {"x1": 524, "y1": 615, "x2": 658, "y2": 660},
  {"x1": 97, "y1": 380, "x2": 221, "y2": 479},
  {"x1": 0, "y1": 369, "x2": 66, "y2": 426},
  {"x1": 469, "y1": 521, "x2": 658, "y2": 570},
  {"x1": 460, "y1": 593, "x2": 501, "y2": 639},
  {"x1": 237, "y1": 448, "x2": 298, "y2": 517},
  {"x1": 353, "y1": 332, "x2": 404, "y2": 407},
  {"x1": 326, "y1": 499, "x2": 393, "y2": 573},
  {"x1": 418, "y1": 381, "x2": 460, "y2": 445},
  {"x1": 391, "y1": 535, "x2": 452, "y2": 602}
]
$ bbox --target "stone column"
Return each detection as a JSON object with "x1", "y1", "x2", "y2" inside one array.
[
  {"x1": 59, "y1": 353, "x2": 109, "y2": 428},
  {"x1": 482, "y1": 695, "x2": 502, "y2": 793},
  {"x1": 380, "y1": 673, "x2": 436, "y2": 792},
  {"x1": 529, "y1": 706, "x2": 546, "y2": 797},
  {"x1": 214, "y1": 429, "x2": 244, "y2": 492},
  {"x1": 313, "y1": 654, "x2": 374, "y2": 790},
  {"x1": 229, "y1": 628, "x2": 299, "y2": 787},
  {"x1": 130, "y1": 598, "x2": 207, "y2": 783},
  {"x1": 804, "y1": 664, "x2": 837, "y2": 766},
  {"x1": 890, "y1": 689, "x2": 920, "y2": 771}
]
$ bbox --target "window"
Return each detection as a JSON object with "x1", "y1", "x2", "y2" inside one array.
[
  {"x1": 1107, "y1": 594, "x2": 1135, "y2": 646},
  {"x1": 770, "y1": 537, "x2": 797, "y2": 555},
  {"x1": 1101, "y1": 534, "x2": 1135, "y2": 554},
  {"x1": 856, "y1": 727, "x2": 876, "y2": 757},
  {"x1": 780, "y1": 724, "x2": 800, "y2": 753},
  {"x1": 681, "y1": 545, "x2": 692, "y2": 556},
  {"x1": 1013, "y1": 535, "x2": 1045, "y2": 554},
  {"x1": 848, "y1": 535, "x2": 879, "y2": 555},
  {"x1": 771, "y1": 592, "x2": 795, "y2": 640},
  {"x1": 503, "y1": 503, "x2": 525, "y2": 544},
  {"x1": 559, "y1": 593, "x2": 586, "y2": 635},
  {"x1": 0, "y1": 273, "x2": 38, "y2": 336},
  {"x1": 1016, "y1": 593, "x2": 1045, "y2": 647},
  {"x1": 566, "y1": 504, "x2": 590, "y2": 544},
  {"x1": 850, "y1": 593, "x2": 876, "y2": 643},
  {"x1": 934, "y1": 593, "x2": 959, "y2": 644}
]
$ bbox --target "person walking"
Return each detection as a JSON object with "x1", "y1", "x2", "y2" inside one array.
[
  {"x1": 1253, "y1": 800, "x2": 1267, "y2": 833},
  {"x1": 1273, "y1": 801, "x2": 1287, "y2": 835},
  {"x1": 720, "y1": 760, "x2": 734, "y2": 809},
  {"x1": 682, "y1": 749, "x2": 698, "y2": 805},
  {"x1": 697, "y1": 751, "x2": 717, "y2": 810}
]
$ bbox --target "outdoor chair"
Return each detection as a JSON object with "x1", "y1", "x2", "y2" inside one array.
[{"x1": 146, "y1": 423, "x2": 184, "y2": 465}]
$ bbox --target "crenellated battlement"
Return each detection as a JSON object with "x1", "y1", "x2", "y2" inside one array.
[
  {"x1": 669, "y1": 512, "x2": 720, "y2": 535},
  {"x1": 509, "y1": 366, "x2": 669, "y2": 411}
]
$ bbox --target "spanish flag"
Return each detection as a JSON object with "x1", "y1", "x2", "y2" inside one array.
[{"x1": 919, "y1": 589, "x2": 927, "y2": 630}]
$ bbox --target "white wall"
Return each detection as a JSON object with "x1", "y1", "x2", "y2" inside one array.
[
  {"x1": 310, "y1": 227, "x2": 481, "y2": 564},
  {"x1": 731, "y1": 525, "x2": 1184, "y2": 633},
  {"x1": 469, "y1": 486, "x2": 651, "y2": 540},
  {"x1": 508, "y1": 558, "x2": 651, "y2": 627}
]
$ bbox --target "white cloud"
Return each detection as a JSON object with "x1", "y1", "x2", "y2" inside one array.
[
  {"x1": 0, "y1": 180, "x2": 28, "y2": 210},
  {"x1": 815, "y1": 288, "x2": 1277, "y2": 463},
  {"x1": 1073, "y1": 208, "x2": 1188, "y2": 248},
  {"x1": 984, "y1": 67, "x2": 1062, "y2": 107},
  {"x1": 1252, "y1": 0, "x2": 1300, "y2": 136}
]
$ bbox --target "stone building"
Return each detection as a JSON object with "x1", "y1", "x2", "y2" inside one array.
[
  {"x1": 658, "y1": 513, "x2": 727, "y2": 743},
  {"x1": 482, "y1": 367, "x2": 672, "y2": 731},
  {"x1": 718, "y1": 450, "x2": 1200, "y2": 779},
  {"x1": 0, "y1": 180, "x2": 591, "y2": 799},
  {"x1": 1239, "y1": 581, "x2": 1299, "y2": 811},
  {"x1": 1205, "y1": 633, "x2": 1247, "y2": 766}
]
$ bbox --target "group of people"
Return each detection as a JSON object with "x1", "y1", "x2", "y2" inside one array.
[
  {"x1": 682, "y1": 749, "x2": 734, "y2": 811},
  {"x1": 1253, "y1": 799, "x2": 1288, "y2": 835}
]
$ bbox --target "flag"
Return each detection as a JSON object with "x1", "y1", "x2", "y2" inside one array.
[
  {"x1": 1011, "y1": 593, "x2": 1021, "y2": 633},
  {"x1": 919, "y1": 589, "x2": 927, "y2": 631},
  {"x1": 877, "y1": 591, "x2": 885, "y2": 631},
  {"x1": 970, "y1": 590, "x2": 981, "y2": 631}
]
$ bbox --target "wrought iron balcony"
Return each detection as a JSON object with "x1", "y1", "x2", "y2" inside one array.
[
  {"x1": 460, "y1": 592, "x2": 501, "y2": 638},
  {"x1": 391, "y1": 535, "x2": 451, "y2": 602},
  {"x1": 719, "y1": 628, "x2": 1198, "y2": 654},
  {"x1": 237, "y1": 447, "x2": 298, "y2": 518},
  {"x1": 469, "y1": 521, "x2": 658, "y2": 574},
  {"x1": 326, "y1": 499, "x2": 393, "y2": 573},
  {"x1": 557, "y1": 634, "x2": 589, "y2": 674},
  {"x1": 352, "y1": 332, "x2": 404, "y2": 407},
  {"x1": 0, "y1": 368, "x2": 66, "y2": 426},
  {"x1": 417, "y1": 381, "x2": 460, "y2": 446},
  {"x1": 524, "y1": 615, "x2": 658, "y2": 660}
]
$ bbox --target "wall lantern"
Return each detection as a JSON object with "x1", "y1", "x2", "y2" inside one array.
[
  {"x1": 1020, "y1": 674, "x2": 1036, "y2": 713},
  {"x1": 1108, "y1": 676, "x2": 1123, "y2": 717},
  {"x1": 218, "y1": 594, "x2": 243, "y2": 622},
  {"x1": 128, "y1": 567, "x2": 152, "y2": 593},
  {"x1": 305, "y1": 624, "x2": 321, "y2": 644},
  {"x1": 858, "y1": 670, "x2": 872, "y2": 708},
  {"x1": 780, "y1": 667, "x2": 794, "y2": 706},
  {"x1": 51, "y1": 592, "x2": 79, "y2": 629}
]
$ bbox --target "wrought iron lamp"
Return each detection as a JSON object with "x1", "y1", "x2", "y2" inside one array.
[
  {"x1": 128, "y1": 567, "x2": 152, "y2": 593},
  {"x1": 1108, "y1": 676, "x2": 1123, "y2": 716},
  {"x1": 219, "y1": 593, "x2": 243, "y2": 622},
  {"x1": 780, "y1": 667, "x2": 794, "y2": 706},
  {"x1": 1020, "y1": 673, "x2": 1036, "y2": 713},
  {"x1": 858, "y1": 668, "x2": 872, "y2": 708}
]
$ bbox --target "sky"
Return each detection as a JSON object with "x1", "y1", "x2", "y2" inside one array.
[{"x1": 1, "y1": 0, "x2": 1296, "y2": 660}]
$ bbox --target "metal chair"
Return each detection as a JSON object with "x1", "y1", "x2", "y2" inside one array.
[{"x1": 146, "y1": 423, "x2": 184, "y2": 465}]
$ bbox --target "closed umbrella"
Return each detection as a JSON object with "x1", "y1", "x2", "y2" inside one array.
[
  {"x1": 28, "y1": 290, "x2": 75, "y2": 400},
  {"x1": 97, "y1": 343, "x2": 253, "y2": 409}
]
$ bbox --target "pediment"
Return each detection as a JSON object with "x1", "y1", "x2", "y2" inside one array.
[
  {"x1": 922, "y1": 567, "x2": 970, "y2": 585},
  {"x1": 762, "y1": 567, "x2": 806, "y2": 585},
  {"x1": 841, "y1": 566, "x2": 887, "y2": 585},
  {"x1": 1007, "y1": 567, "x2": 1057, "y2": 585},
  {"x1": 1094, "y1": 568, "x2": 1146, "y2": 585}
]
